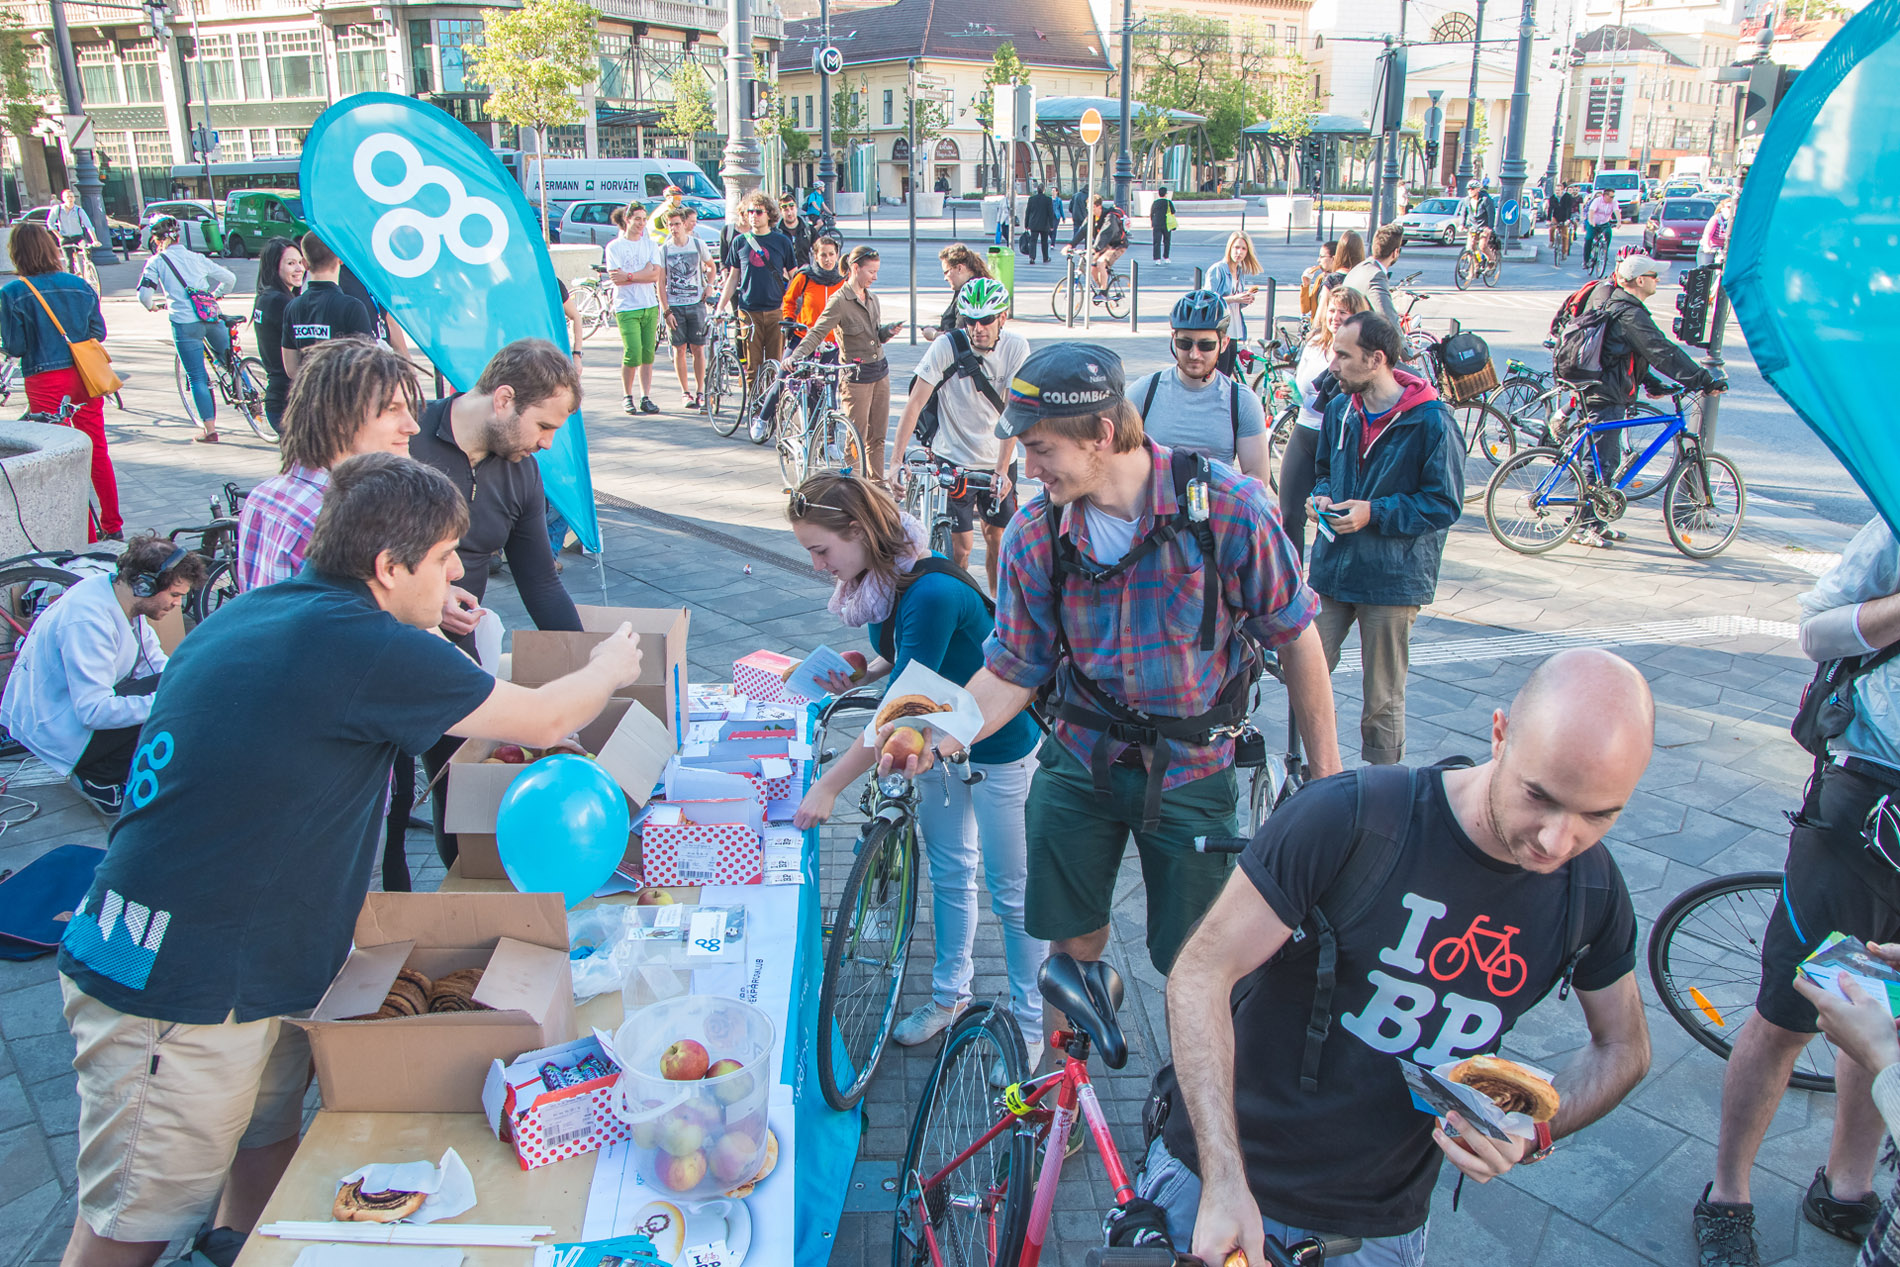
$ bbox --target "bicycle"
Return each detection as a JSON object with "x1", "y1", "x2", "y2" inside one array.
[
  {"x1": 1398, "y1": 319, "x2": 1516, "y2": 505},
  {"x1": 812, "y1": 687, "x2": 985, "y2": 1111},
  {"x1": 1241, "y1": 645, "x2": 1305, "y2": 835},
  {"x1": 1505, "y1": 379, "x2": 1675, "y2": 501},
  {"x1": 1485, "y1": 389, "x2": 1744, "y2": 558},
  {"x1": 1582, "y1": 227, "x2": 1613, "y2": 279},
  {"x1": 1648, "y1": 871, "x2": 1835, "y2": 1094},
  {"x1": 1428, "y1": 914, "x2": 1528, "y2": 995},
  {"x1": 703, "y1": 312, "x2": 749, "y2": 433},
  {"x1": 767, "y1": 359, "x2": 864, "y2": 488},
  {"x1": 62, "y1": 239, "x2": 99, "y2": 292},
  {"x1": 900, "y1": 449, "x2": 998, "y2": 559},
  {"x1": 894, "y1": 950, "x2": 1363, "y2": 1267},
  {"x1": 0, "y1": 552, "x2": 95, "y2": 676},
  {"x1": 1050, "y1": 247, "x2": 1129, "y2": 322},
  {"x1": 168, "y1": 480, "x2": 245, "y2": 626},
  {"x1": 172, "y1": 314, "x2": 273, "y2": 441},
  {"x1": 0, "y1": 354, "x2": 16, "y2": 406},
  {"x1": 570, "y1": 265, "x2": 617, "y2": 338},
  {"x1": 1453, "y1": 232, "x2": 1501, "y2": 291}
]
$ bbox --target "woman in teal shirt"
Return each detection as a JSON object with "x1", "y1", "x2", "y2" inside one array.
[{"x1": 789, "y1": 474, "x2": 1047, "y2": 1072}]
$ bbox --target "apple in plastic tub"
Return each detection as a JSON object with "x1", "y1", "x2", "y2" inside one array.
[
  {"x1": 611, "y1": 994, "x2": 777, "y2": 1200},
  {"x1": 661, "y1": 1038, "x2": 710, "y2": 1080}
]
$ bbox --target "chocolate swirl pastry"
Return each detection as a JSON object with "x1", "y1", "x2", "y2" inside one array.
[
  {"x1": 426, "y1": 967, "x2": 491, "y2": 1014},
  {"x1": 1445, "y1": 1054, "x2": 1560, "y2": 1122},
  {"x1": 874, "y1": 694, "x2": 951, "y2": 729},
  {"x1": 333, "y1": 1179, "x2": 426, "y2": 1222}
]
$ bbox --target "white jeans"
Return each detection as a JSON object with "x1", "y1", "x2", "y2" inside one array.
[{"x1": 913, "y1": 751, "x2": 1047, "y2": 1033}]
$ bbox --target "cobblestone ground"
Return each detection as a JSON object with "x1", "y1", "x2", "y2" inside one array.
[{"x1": 0, "y1": 264, "x2": 1875, "y2": 1267}]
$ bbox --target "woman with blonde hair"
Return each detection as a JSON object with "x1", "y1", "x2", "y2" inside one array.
[
  {"x1": 1283, "y1": 281, "x2": 1370, "y2": 559},
  {"x1": 1204, "y1": 230, "x2": 1263, "y2": 376},
  {"x1": 791, "y1": 245, "x2": 901, "y2": 480},
  {"x1": 787, "y1": 473, "x2": 1046, "y2": 1076}
]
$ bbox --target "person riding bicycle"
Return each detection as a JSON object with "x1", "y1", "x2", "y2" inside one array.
[
  {"x1": 883, "y1": 342, "x2": 1344, "y2": 981},
  {"x1": 787, "y1": 474, "x2": 1049, "y2": 1076},
  {"x1": 1126, "y1": 290, "x2": 1270, "y2": 486},
  {"x1": 1072, "y1": 194, "x2": 1128, "y2": 291},
  {"x1": 51, "y1": 189, "x2": 98, "y2": 274},
  {"x1": 1456, "y1": 183, "x2": 1495, "y2": 260},
  {"x1": 1548, "y1": 184, "x2": 1580, "y2": 253},
  {"x1": 137, "y1": 215, "x2": 238, "y2": 444},
  {"x1": 1582, "y1": 188, "x2": 1618, "y2": 267},
  {"x1": 1153, "y1": 648, "x2": 1654, "y2": 1267},
  {"x1": 888, "y1": 277, "x2": 1027, "y2": 592},
  {"x1": 1561, "y1": 254, "x2": 1726, "y2": 547}
]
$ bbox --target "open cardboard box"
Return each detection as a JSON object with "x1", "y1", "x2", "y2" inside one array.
[
  {"x1": 291, "y1": 891, "x2": 577, "y2": 1112},
  {"x1": 447, "y1": 697, "x2": 675, "y2": 881},
  {"x1": 512, "y1": 606, "x2": 689, "y2": 743}
]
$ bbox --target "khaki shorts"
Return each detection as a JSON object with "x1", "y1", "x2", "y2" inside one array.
[{"x1": 62, "y1": 974, "x2": 312, "y2": 1243}]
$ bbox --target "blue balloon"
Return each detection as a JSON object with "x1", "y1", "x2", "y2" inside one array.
[{"x1": 495, "y1": 755, "x2": 630, "y2": 909}]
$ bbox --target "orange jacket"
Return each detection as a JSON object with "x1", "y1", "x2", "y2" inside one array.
[{"x1": 782, "y1": 267, "x2": 844, "y2": 342}]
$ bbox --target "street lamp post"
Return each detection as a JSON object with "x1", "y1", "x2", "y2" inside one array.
[
  {"x1": 1454, "y1": 0, "x2": 1487, "y2": 192},
  {"x1": 1496, "y1": 0, "x2": 1536, "y2": 243},
  {"x1": 721, "y1": 0, "x2": 763, "y2": 211},
  {"x1": 47, "y1": 0, "x2": 117, "y2": 265},
  {"x1": 1545, "y1": 56, "x2": 1570, "y2": 190},
  {"x1": 817, "y1": 0, "x2": 835, "y2": 210},
  {"x1": 1114, "y1": 0, "x2": 1133, "y2": 209}
]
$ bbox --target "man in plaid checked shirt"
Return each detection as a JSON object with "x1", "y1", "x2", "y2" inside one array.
[
  {"x1": 889, "y1": 342, "x2": 1341, "y2": 976},
  {"x1": 237, "y1": 340, "x2": 423, "y2": 591}
]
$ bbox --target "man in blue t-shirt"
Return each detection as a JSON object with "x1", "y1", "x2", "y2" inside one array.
[
  {"x1": 716, "y1": 191, "x2": 796, "y2": 395},
  {"x1": 54, "y1": 453, "x2": 645, "y2": 1266}
]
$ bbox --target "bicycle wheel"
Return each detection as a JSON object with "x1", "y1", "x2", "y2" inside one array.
[
  {"x1": 1049, "y1": 277, "x2": 1077, "y2": 323},
  {"x1": 234, "y1": 357, "x2": 276, "y2": 441},
  {"x1": 1247, "y1": 752, "x2": 1301, "y2": 835},
  {"x1": 1485, "y1": 447, "x2": 1584, "y2": 554},
  {"x1": 928, "y1": 514, "x2": 953, "y2": 559},
  {"x1": 1454, "y1": 253, "x2": 1475, "y2": 291},
  {"x1": 809, "y1": 410, "x2": 865, "y2": 478},
  {"x1": 1482, "y1": 256, "x2": 1501, "y2": 288},
  {"x1": 0, "y1": 356, "x2": 17, "y2": 405},
  {"x1": 1101, "y1": 275, "x2": 1128, "y2": 319},
  {"x1": 584, "y1": 289, "x2": 616, "y2": 337},
  {"x1": 816, "y1": 816, "x2": 920, "y2": 1110},
  {"x1": 893, "y1": 1004, "x2": 1032, "y2": 1267},
  {"x1": 1664, "y1": 450, "x2": 1745, "y2": 559},
  {"x1": 1648, "y1": 872, "x2": 1835, "y2": 1094},
  {"x1": 745, "y1": 360, "x2": 783, "y2": 445},
  {"x1": 0, "y1": 565, "x2": 82, "y2": 670},
  {"x1": 1266, "y1": 406, "x2": 1298, "y2": 495},
  {"x1": 1486, "y1": 376, "x2": 1547, "y2": 425},
  {"x1": 777, "y1": 407, "x2": 809, "y2": 490},
  {"x1": 174, "y1": 355, "x2": 211, "y2": 430},
  {"x1": 1450, "y1": 400, "x2": 1517, "y2": 504},
  {"x1": 706, "y1": 348, "x2": 740, "y2": 436},
  {"x1": 188, "y1": 557, "x2": 241, "y2": 627}
]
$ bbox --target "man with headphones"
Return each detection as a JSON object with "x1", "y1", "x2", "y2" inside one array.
[{"x1": 0, "y1": 534, "x2": 205, "y2": 813}]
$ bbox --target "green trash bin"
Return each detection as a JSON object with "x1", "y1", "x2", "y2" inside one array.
[
  {"x1": 986, "y1": 246, "x2": 1015, "y2": 307},
  {"x1": 201, "y1": 219, "x2": 225, "y2": 256}
]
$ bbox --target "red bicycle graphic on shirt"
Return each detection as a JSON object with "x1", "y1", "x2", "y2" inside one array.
[{"x1": 1428, "y1": 914, "x2": 1528, "y2": 997}]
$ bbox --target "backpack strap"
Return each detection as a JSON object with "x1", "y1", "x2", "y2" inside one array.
[
  {"x1": 873, "y1": 556, "x2": 993, "y2": 665},
  {"x1": 1557, "y1": 842, "x2": 1616, "y2": 1001},
  {"x1": 1230, "y1": 377, "x2": 1241, "y2": 447},
  {"x1": 1140, "y1": 372, "x2": 1162, "y2": 420},
  {"x1": 947, "y1": 329, "x2": 1008, "y2": 413},
  {"x1": 1169, "y1": 449, "x2": 1219, "y2": 652}
]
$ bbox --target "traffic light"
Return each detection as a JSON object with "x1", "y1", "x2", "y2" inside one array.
[
  {"x1": 1675, "y1": 264, "x2": 1716, "y2": 348},
  {"x1": 1424, "y1": 138, "x2": 1440, "y2": 170},
  {"x1": 1741, "y1": 62, "x2": 1794, "y2": 143}
]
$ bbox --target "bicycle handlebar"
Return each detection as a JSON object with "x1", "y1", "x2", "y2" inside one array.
[{"x1": 1194, "y1": 835, "x2": 1252, "y2": 855}]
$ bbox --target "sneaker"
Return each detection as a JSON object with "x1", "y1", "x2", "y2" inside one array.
[
  {"x1": 624, "y1": 395, "x2": 638, "y2": 415},
  {"x1": 1576, "y1": 525, "x2": 1614, "y2": 548},
  {"x1": 892, "y1": 1000, "x2": 965, "y2": 1047},
  {"x1": 1692, "y1": 1184, "x2": 1760, "y2": 1267},
  {"x1": 990, "y1": 1034, "x2": 1045, "y2": 1089},
  {"x1": 1595, "y1": 524, "x2": 1629, "y2": 542},
  {"x1": 639, "y1": 397, "x2": 661, "y2": 415},
  {"x1": 70, "y1": 774, "x2": 123, "y2": 818},
  {"x1": 747, "y1": 412, "x2": 769, "y2": 443},
  {"x1": 1803, "y1": 1167, "x2": 1879, "y2": 1243}
]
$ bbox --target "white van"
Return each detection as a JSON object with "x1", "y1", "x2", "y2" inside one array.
[{"x1": 523, "y1": 158, "x2": 725, "y2": 219}]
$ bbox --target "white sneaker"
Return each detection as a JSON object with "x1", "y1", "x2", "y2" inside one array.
[
  {"x1": 893, "y1": 1000, "x2": 965, "y2": 1047},
  {"x1": 991, "y1": 1034, "x2": 1045, "y2": 1089}
]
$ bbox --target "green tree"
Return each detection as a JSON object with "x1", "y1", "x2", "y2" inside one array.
[
  {"x1": 1134, "y1": 15, "x2": 1276, "y2": 164},
  {"x1": 462, "y1": 0, "x2": 601, "y2": 241},
  {"x1": 662, "y1": 66, "x2": 716, "y2": 149},
  {"x1": 1261, "y1": 49, "x2": 1323, "y2": 191},
  {"x1": 774, "y1": 104, "x2": 812, "y2": 161},
  {"x1": 0, "y1": 10, "x2": 43, "y2": 209},
  {"x1": 829, "y1": 73, "x2": 869, "y2": 188}
]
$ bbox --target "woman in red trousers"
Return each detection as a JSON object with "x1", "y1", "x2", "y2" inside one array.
[{"x1": 0, "y1": 221, "x2": 120, "y2": 540}]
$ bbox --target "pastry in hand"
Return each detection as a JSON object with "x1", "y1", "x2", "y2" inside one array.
[
  {"x1": 1444, "y1": 1054, "x2": 1560, "y2": 1122},
  {"x1": 333, "y1": 1178, "x2": 426, "y2": 1223},
  {"x1": 875, "y1": 693, "x2": 952, "y2": 730}
]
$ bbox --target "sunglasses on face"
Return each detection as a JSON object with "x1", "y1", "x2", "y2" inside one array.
[
  {"x1": 1174, "y1": 336, "x2": 1220, "y2": 353},
  {"x1": 965, "y1": 314, "x2": 1001, "y2": 327}
]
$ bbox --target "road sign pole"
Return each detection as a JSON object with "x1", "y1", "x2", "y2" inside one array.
[{"x1": 908, "y1": 59, "x2": 918, "y2": 347}]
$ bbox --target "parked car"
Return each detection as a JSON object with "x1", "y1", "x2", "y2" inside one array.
[
  {"x1": 555, "y1": 198, "x2": 720, "y2": 247},
  {"x1": 1663, "y1": 181, "x2": 1702, "y2": 198},
  {"x1": 221, "y1": 189, "x2": 307, "y2": 258},
  {"x1": 1398, "y1": 197, "x2": 1463, "y2": 245},
  {"x1": 1642, "y1": 197, "x2": 1717, "y2": 259},
  {"x1": 137, "y1": 199, "x2": 222, "y2": 253}
]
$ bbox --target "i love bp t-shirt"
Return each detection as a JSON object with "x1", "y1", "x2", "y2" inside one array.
[{"x1": 1160, "y1": 764, "x2": 1636, "y2": 1238}]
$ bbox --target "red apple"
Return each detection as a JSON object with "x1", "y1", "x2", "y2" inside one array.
[
  {"x1": 705, "y1": 1058, "x2": 753, "y2": 1105},
  {"x1": 635, "y1": 887, "x2": 675, "y2": 907},
  {"x1": 492, "y1": 744, "x2": 527, "y2": 764},
  {"x1": 709, "y1": 1129, "x2": 762, "y2": 1183},
  {"x1": 655, "y1": 1149, "x2": 707, "y2": 1192},
  {"x1": 660, "y1": 1038, "x2": 709, "y2": 1081},
  {"x1": 842, "y1": 650, "x2": 869, "y2": 681},
  {"x1": 882, "y1": 728, "x2": 927, "y2": 765}
]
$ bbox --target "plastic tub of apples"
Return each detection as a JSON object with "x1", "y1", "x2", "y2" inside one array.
[{"x1": 610, "y1": 995, "x2": 776, "y2": 1199}]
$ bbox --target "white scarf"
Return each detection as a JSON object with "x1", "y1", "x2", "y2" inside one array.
[{"x1": 829, "y1": 514, "x2": 931, "y2": 627}]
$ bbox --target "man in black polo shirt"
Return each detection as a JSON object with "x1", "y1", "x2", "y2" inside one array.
[
  {"x1": 54, "y1": 453, "x2": 643, "y2": 1267},
  {"x1": 409, "y1": 336, "x2": 585, "y2": 863},
  {"x1": 283, "y1": 231, "x2": 374, "y2": 378}
]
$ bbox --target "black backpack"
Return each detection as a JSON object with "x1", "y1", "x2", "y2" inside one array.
[
  {"x1": 873, "y1": 556, "x2": 993, "y2": 665},
  {"x1": 1437, "y1": 331, "x2": 1492, "y2": 379},
  {"x1": 1791, "y1": 644, "x2": 1900, "y2": 780},
  {"x1": 913, "y1": 329, "x2": 1006, "y2": 448},
  {"x1": 1139, "y1": 372, "x2": 1244, "y2": 448},
  {"x1": 1553, "y1": 301, "x2": 1616, "y2": 382}
]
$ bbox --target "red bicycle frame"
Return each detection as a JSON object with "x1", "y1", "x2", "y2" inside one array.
[{"x1": 909, "y1": 1029, "x2": 1138, "y2": 1267}]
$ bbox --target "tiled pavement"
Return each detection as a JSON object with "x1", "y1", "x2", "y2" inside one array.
[{"x1": 0, "y1": 297, "x2": 1877, "y2": 1267}]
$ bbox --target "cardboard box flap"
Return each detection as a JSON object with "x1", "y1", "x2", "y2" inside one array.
[
  {"x1": 354, "y1": 891, "x2": 567, "y2": 954},
  {"x1": 512, "y1": 607, "x2": 688, "y2": 689},
  {"x1": 577, "y1": 605, "x2": 689, "y2": 639},
  {"x1": 309, "y1": 939, "x2": 415, "y2": 1022},
  {"x1": 595, "y1": 700, "x2": 672, "y2": 809},
  {"x1": 470, "y1": 936, "x2": 565, "y2": 1024}
]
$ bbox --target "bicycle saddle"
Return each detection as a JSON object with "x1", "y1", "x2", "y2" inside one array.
[
  {"x1": 218, "y1": 314, "x2": 247, "y2": 327},
  {"x1": 1038, "y1": 954, "x2": 1127, "y2": 1069}
]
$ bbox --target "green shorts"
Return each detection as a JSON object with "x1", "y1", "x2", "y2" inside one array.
[
  {"x1": 1022, "y1": 737, "x2": 1238, "y2": 975},
  {"x1": 616, "y1": 306, "x2": 660, "y2": 366}
]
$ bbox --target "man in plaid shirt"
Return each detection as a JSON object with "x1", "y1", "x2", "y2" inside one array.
[
  {"x1": 236, "y1": 340, "x2": 423, "y2": 591},
  {"x1": 895, "y1": 342, "x2": 1341, "y2": 976}
]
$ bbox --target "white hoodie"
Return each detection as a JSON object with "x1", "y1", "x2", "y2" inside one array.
[{"x1": 0, "y1": 572, "x2": 167, "y2": 775}]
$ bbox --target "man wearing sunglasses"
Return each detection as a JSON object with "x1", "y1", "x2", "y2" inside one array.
[
  {"x1": 1127, "y1": 291, "x2": 1270, "y2": 486},
  {"x1": 889, "y1": 278, "x2": 1025, "y2": 591},
  {"x1": 716, "y1": 192, "x2": 797, "y2": 393}
]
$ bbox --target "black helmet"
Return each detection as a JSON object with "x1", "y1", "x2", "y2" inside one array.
[{"x1": 1170, "y1": 289, "x2": 1229, "y2": 333}]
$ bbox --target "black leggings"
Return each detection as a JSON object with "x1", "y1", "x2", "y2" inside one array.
[
  {"x1": 73, "y1": 725, "x2": 142, "y2": 788},
  {"x1": 383, "y1": 756, "x2": 416, "y2": 892},
  {"x1": 1278, "y1": 424, "x2": 1321, "y2": 562}
]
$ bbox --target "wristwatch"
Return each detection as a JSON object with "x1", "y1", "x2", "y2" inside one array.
[{"x1": 1519, "y1": 1120, "x2": 1556, "y2": 1165}]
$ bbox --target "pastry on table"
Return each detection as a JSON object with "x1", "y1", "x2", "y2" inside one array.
[{"x1": 333, "y1": 1178, "x2": 425, "y2": 1222}]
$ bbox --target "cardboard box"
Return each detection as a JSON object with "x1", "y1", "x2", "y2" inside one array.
[
  {"x1": 641, "y1": 821, "x2": 764, "y2": 887},
  {"x1": 481, "y1": 1034, "x2": 629, "y2": 1169},
  {"x1": 293, "y1": 892, "x2": 578, "y2": 1112},
  {"x1": 513, "y1": 606, "x2": 690, "y2": 743},
  {"x1": 445, "y1": 698, "x2": 675, "y2": 879},
  {"x1": 732, "y1": 650, "x2": 801, "y2": 705}
]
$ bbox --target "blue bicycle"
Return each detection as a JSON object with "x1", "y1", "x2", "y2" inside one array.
[{"x1": 1483, "y1": 389, "x2": 1745, "y2": 558}]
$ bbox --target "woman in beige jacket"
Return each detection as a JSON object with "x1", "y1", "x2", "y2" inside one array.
[{"x1": 791, "y1": 245, "x2": 901, "y2": 481}]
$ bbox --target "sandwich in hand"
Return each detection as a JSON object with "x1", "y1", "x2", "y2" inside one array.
[
  {"x1": 1444, "y1": 1054, "x2": 1560, "y2": 1122},
  {"x1": 333, "y1": 1179, "x2": 426, "y2": 1223}
]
